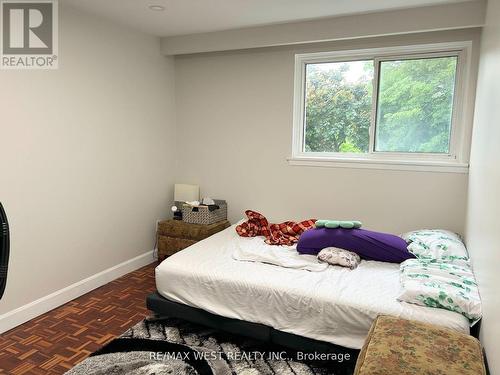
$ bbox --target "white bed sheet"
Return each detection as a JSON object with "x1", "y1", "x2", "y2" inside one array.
[{"x1": 155, "y1": 225, "x2": 469, "y2": 349}]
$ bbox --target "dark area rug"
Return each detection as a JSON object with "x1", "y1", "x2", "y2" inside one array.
[{"x1": 66, "y1": 317, "x2": 358, "y2": 375}]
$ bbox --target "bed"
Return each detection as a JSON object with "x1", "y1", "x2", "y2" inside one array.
[{"x1": 149, "y1": 224, "x2": 470, "y2": 350}]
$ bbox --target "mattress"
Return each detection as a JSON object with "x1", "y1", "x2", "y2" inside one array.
[{"x1": 155, "y1": 225, "x2": 469, "y2": 349}]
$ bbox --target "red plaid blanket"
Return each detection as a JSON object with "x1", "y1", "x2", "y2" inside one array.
[{"x1": 236, "y1": 210, "x2": 316, "y2": 246}]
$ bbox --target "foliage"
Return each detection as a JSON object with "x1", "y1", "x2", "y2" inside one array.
[
  {"x1": 304, "y1": 62, "x2": 372, "y2": 153},
  {"x1": 304, "y1": 57, "x2": 457, "y2": 154}
]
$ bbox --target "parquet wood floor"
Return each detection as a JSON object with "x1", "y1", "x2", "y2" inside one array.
[{"x1": 0, "y1": 262, "x2": 158, "y2": 374}]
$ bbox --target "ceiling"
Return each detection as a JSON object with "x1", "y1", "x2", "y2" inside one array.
[{"x1": 62, "y1": 0, "x2": 478, "y2": 37}]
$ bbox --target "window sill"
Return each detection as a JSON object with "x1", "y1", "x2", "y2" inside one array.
[{"x1": 287, "y1": 156, "x2": 469, "y2": 173}]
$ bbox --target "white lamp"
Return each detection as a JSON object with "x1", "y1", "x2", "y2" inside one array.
[{"x1": 174, "y1": 184, "x2": 200, "y2": 203}]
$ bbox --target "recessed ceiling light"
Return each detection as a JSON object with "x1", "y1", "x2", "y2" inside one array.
[{"x1": 148, "y1": 5, "x2": 165, "y2": 11}]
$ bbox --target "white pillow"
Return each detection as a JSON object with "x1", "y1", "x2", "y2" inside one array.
[
  {"x1": 398, "y1": 258, "x2": 481, "y2": 324},
  {"x1": 318, "y1": 247, "x2": 361, "y2": 269},
  {"x1": 400, "y1": 229, "x2": 469, "y2": 265}
]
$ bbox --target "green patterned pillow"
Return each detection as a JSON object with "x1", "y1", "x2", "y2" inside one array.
[
  {"x1": 400, "y1": 229, "x2": 469, "y2": 265},
  {"x1": 398, "y1": 259, "x2": 481, "y2": 324}
]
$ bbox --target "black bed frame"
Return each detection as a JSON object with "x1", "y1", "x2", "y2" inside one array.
[
  {"x1": 146, "y1": 292, "x2": 359, "y2": 356},
  {"x1": 146, "y1": 291, "x2": 481, "y2": 354},
  {"x1": 147, "y1": 292, "x2": 488, "y2": 375}
]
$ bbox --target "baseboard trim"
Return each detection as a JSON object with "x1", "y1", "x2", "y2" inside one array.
[{"x1": 0, "y1": 250, "x2": 156, "y2": 334}]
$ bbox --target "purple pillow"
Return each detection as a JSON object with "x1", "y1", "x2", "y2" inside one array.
[{"x1": 297, "y1": 228, "x2": 415, "y2": 263}]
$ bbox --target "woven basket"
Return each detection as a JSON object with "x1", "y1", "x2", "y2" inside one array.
[{"x1": 182, "y1": 200, "x2": 227, "y2": 225}]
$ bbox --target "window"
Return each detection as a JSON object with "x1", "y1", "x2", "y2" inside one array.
[
  {"x1": 375, "y1": 56, "x2": 457, "y2": 154},
  {"x1": 291, "y1": 43, "x2": 472, "y2": 172},
  {"x1": 304, "y1": 60, "x2": 373, "y2": 153}
]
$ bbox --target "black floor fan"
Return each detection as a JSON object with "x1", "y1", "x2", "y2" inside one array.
[{"x1": 0, "y1": 203, "x2": 9, "y2": 300}]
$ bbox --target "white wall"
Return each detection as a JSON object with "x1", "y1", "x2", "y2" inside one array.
[
  {"x1": 162, "y1": 1, "x2": 485, "y2": 55},
  {"x1": 0, "y1": 5, "x2": 176, "y2": 316},
  {"x1": 465, "y1": 0, "x2": 500, "y2": 372},
  {"x1": 174, "y1": 29, "x2": 479, "y2": 234}
]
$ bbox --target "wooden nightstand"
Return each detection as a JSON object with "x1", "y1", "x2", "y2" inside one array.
[{"x1": 157, "y1": 219, "x2": 231, "y2": 260}]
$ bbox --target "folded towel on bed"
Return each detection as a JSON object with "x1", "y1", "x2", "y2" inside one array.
[
  {"x1": 232, "y1": 235, "x2": 328, "y2": 272},
  {"x1": 236, "y1": 210, "x2": 316, "y2": 246}
]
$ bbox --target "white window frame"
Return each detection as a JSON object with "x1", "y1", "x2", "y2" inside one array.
[{"x1": 289, "y1": 41, "x2": 473, "y2": 173}]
